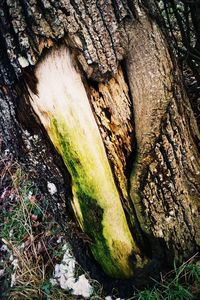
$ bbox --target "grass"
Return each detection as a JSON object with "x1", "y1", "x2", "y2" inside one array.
[
  {"x1": 0, "y1": 151, "x2": 102, "y2": 299},
  {"x1": 0, "y1": 149, "x2": 199, "y2": 299},
  {"x1": 131, "y1": 256, "x2": 200, "y2": 300},
  {"x1": 0, "y1": 152, "x2": 74, "y2": 299}
]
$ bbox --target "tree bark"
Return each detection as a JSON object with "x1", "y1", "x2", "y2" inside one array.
[
  {"x1": 126, "y1": 2, "x2": 200, "y2": 263},
  {"x1": 0, "y1": 0, "x2": 199, "y2": 280}
]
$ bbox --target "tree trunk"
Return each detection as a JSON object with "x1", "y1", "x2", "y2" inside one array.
[
  {"x1": 0, "y1": 0, "x2": 199, "y2": 280},
  {"x1": 126, "y1": 2, "x2": 200, "y2": 263}
]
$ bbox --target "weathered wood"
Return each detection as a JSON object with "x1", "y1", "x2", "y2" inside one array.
[
  {"x1": 27, "y1": 45, "x2": 145, "y2": 278},
  {"x1": 0, "y1": 0, "x2": 199, "y2": 281},
  {"x1": 90, "y1": 67, "x2": 134, "y2": 201},
  {"x1": 0, "y1": 0, "x2": 140, "y2": 280},
  {"x1": 88, "y1": 67, "x2": 145, "y2": 250}
]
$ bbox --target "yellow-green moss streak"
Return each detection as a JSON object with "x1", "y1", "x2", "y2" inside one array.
[
  {"x1": 50, "y1": 116, "x2": 141, "y2": 277},
  {"x1": 29, "y1": 46, "x2": 143, "y2": 278}
]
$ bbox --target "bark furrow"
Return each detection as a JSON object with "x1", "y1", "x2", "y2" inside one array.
[{"x1": 0, "y1": 0, "x2": 131, "y2": 83}]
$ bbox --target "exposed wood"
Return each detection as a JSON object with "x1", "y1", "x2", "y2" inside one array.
[
  {"x1": 0, "y1": 0, "x2": 143, "y2": 280},
  {"x1": 89, "y1": 68, "x2": 134, "y2": 206},
  {"x1": 27, "y1": 45, "x2": 146, "y2": 278},
  {"x1": 0, "y1": 0, "x2": 200, "y2": 281},
  {"x1": 88, "y1": 68, "x2": 146, "y2": 249}
]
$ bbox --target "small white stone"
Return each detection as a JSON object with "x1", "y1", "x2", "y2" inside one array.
[
  {"x1": 0, "y1": 269, "x2": 4, "y2": 277},
  {"x1": 0, "y1": 244, "x2": 8, "y2": 252},
  {"x1": 47, "y1": 182, "x2": 57, "y2": 195},
  {"x1": 169, "y1": 210, "x2": 175, "y2": 217},
  {"x1": 50, "y1": 278, "x2": 58, "y2": 286},
  {"x1": 12, "y1": 259, "x2": 19, "y2": 270},
  {"x1": 11, "y1": 273, "x2": 16, "y2": 287},
  {"x1": 59, "y1": 274, "x2": 75, "y2": 290},
  {"x1": 51, "y1": 243, "x2": 93, "y2": 298},
  {"x1": 105, "y1": 296, "x2": 113, "y2": 300},
  {"x1": 18, "y1": 56, "x2": 29, "y2": 68},
  {"x1": 57, "y1": 236, "x2": 63, "y2": 244},
  {"x1": 9, "y1": 254, "x2": 14, "y2": 261}
]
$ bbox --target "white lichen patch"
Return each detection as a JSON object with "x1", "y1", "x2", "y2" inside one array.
[{"x1": 50, "y1": 243, "x2": 93, "y2": 298}]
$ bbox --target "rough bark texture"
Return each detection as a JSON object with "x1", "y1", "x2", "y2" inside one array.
[
  {"x1": 0, "y1": 0, "x2": 132, "y2": 82},
  {"x1": 0, "y1": 0, "x2": 199, "y2": 281},
  {"x1": 0, "y1": 0, "x2": 141, "y2": 280},
  {"x1": 0, "y1": 0, "x2": 134, "y2": 184},
  {"x1": 190, "y1": 1, "x2": 200, "y2": 52},
  {"x1": 127, "y1": 3, "x2": 200, "y2": 262}
]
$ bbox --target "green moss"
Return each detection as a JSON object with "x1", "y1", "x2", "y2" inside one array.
[
  {"x1": 76, "y1": 189, "x2": 124, "y2": 276},
  {"x1": 47, "y1": 116, "x2": 142, "y2": 278},
  {"x1": 28, "y1": 46, "x2": 147, "y2": 278}
]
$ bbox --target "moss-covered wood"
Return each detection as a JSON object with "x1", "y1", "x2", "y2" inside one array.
[
  {"x1": 28, "y1": 45, "x2": 145, "y2": 278},
  {"x1": 1, "y1": 0, "x2": 200, "y2": 282}
]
